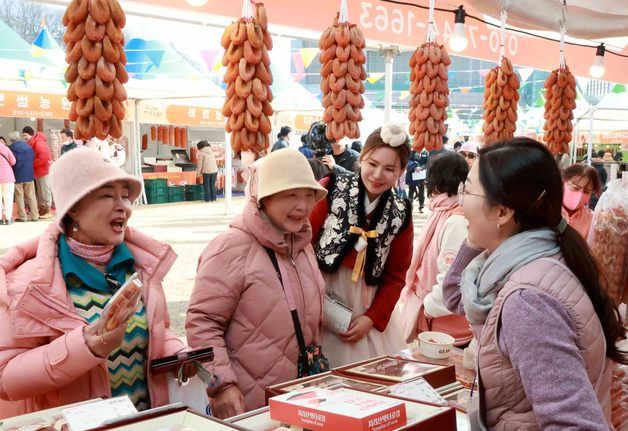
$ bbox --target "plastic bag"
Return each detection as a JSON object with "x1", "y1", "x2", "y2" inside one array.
[
  {"x1": 100, "y1": 272, "x2": 142, "y2": 333},
  {"x1": 587, "y1": 176, "x2": 628, "y2": 306},
  {"x1": 167, "y1": 375, "x2": 210, "y2": 416}
]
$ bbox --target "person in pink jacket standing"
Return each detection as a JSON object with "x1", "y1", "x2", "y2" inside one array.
[
  {"x1": 0, "y1": 148, "x2": 195, "y2": 418},
  {"x1": 0, "y1": 136, "x2": 17, "y2": 224},
  {"x1": 186, "y1": 149, "x2": 327, "y2": 418}
]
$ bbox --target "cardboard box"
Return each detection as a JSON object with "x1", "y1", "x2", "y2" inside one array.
[
  {"x1": 335, "y1": 356, "x2": 457, "y2": 389},
  {"x1": 269, "y1": 387, "x2": 406, "y2": 431}
]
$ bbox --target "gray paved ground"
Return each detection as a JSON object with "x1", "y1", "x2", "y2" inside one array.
[{"x1": 1, "y1": 196, "x2": 429, "y2": 342}]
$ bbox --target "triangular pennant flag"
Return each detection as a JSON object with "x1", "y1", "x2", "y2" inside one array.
[
  {"x1": 300, "y1": 48, "x2": 319, "y2": 69},
  {"x1": 367, "y1": 73, "x2": 384, "y2": 84},
  {"x1": 399, "y1": 90, "x2": 410, "y2": 100},
  {"x1": 291, "y1": 52, "x2": 305, "y2": 82},
  {"x1": 517, "y1": 67, "x2": 534, "y2": 83},
  {"x1": 200, "y1": 50, "x2": 220, "y2": 71},
  {"x1": 612, "y1": 84, "x2": 626, "y2": 93},
  {"x1": 534, "y1": 95, "x2": 545, "y2": 107},
  {"x1": 214, "y1": 62, "x2": 224, "y2": 72},
  {"x1": 460, "y1": 87, "x2": 471, "y2": 93}
]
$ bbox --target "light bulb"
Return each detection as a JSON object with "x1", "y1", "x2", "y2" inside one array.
[
  {"x1": 449, "y1": 22, "x2": 468, "y2": 52},
  {"x1": 186, "y1": 0, "x2": 208, "y2": 6},
  {"x1": 589, "y1": 44, "x2": 606, "y2": 79}
]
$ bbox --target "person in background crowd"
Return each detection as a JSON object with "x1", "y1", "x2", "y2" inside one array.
[
  {"x1": 0, "y1": 148, "x2": 197, "y2": 418},
  {"x1": 196, "y1": 140, "x2": 219, "y2": 202},
  {"x1": 351, "y1": 140, "x2": 363, "y2": 154},
  {"x1": 562, "y1": 163, "x2": 601, "y2": 240},
  {"x1": 321, "y1": 138, "x2": 360, "y2": 175},
  {"x1": 459, "y1": 142, "x2": 478, "y2": 169},
  {"x1": 310, "y1": 124, "x2": 413, "y2": 367},
  {"x1": 453, "y1": 141, "x2": 463, "y2": 152},
  {"x1": 0, "y1": 136, "x2": 16, "y2": 225},
  {"x1": 108, "y1": 139, "x2": 126, "y2": 168},
  {"x1": 7, "y1": 132, "x2": 38, "y2": 222},
  {"x1": 304, "y1": 122, "x2": 333, "y2": 180},
  {"x1": 187, "y1": 149, "x2": 327, "y2": 417},
  {"x1": 395, "y1": 169, "x2": 407, "y2": 199},
  {"x1": 443, "y1": 138, "x2": 624, "y2": 429},
  {"x1": 271, "y1": 126, "x2": 292, "y2": 152},
  {"x1": 406, "y1": 150, "x2": 429, "y2": 213},
  {"x1": 401, "y1": 151, "x2": 471, "y2": 346},
  {"x1": 555, "y1": 150, "x2": 571, "y2": 170},
  {"x1": 85, "y1": 137, "x2": 112, "y2": 160},
  {"x1": 298, "y1": 134, "x2": 314, "y2": 159},
  {"x1": 60, "y1": 128, "x2": 78, "y2": 156},
  {"x1": 613, "y1": 151, "x2": 623, "y2": 162},
  {"x1": 50, "y1": 132, "x2": 62, "y2": 161},
  {"x1": 22, "y1": 126, "x2": 53, "y2": 219}
]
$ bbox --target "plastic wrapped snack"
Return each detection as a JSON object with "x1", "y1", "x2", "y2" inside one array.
[
  {"x1": 100, "y1": 272, "x2": 142, "y2": 332},
  {"x1": 588, "y1": 176, "x2": 628, "y2": 306}
]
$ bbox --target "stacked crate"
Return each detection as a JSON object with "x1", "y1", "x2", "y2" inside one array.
[
  {"x1": 185, "y1": 184, "x2": 205, "y2": 201},
  {"x1": 144, "y1": 178, "x2": 168, "y2": 204},
  {"x1": 168, "y1": 186, "x2": 185, "y2": 203}
]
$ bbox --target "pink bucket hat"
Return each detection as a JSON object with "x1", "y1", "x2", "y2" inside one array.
[
  {"x1": 49, "y1": 147, "x2": 142, "y2": 232},
  {"x1": 460, "y1": 141, "x2": 479, "y2": 154}
]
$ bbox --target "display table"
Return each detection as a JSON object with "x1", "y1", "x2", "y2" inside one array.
[{"x1": 142, "y1": 171, "x2": 197, "y2": 186}]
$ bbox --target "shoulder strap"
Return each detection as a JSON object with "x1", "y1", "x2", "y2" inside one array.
[{"x1": 264, "y1": 247, "x2": 307, "y2": 354}]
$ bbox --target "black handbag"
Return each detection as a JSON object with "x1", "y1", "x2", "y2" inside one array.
[{"x1": 265, "y1": 247, "x2": 330, "y2": 378}]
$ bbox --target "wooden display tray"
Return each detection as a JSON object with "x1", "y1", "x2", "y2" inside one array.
[
  {"x1": 89, "y1": 403, "x2": 246, "y2": 431},
  {"x1": 334, "y1": 355, "x2": 456, "y2": 389},
  {"x1": 234, "y1": 388, "x2": 457, "y2": 431},
  {"x1": 265, "y1": 371, "x2": 390, "y2": 403}
]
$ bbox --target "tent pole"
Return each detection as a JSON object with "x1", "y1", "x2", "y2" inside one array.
[
  {"x1": 380, "y1": 46, "x2": 399, "y2": 123},
  {"x1": 587, "y1": 108, "x2": 594, "y2": 166},
  {"x1": 572, "y1": 121, "x2": 578, "y2": 163},
  {"x1": 133, "y1": 100, "x2": 146, "y2": 205}
]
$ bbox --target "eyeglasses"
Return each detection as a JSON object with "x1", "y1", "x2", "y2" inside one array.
[
  {"x1": 460, "y1": 152, "x2": 476, "y2": 160},
  {"x1": 457, "y1": 182, "x2": 485, "y2": 205}
]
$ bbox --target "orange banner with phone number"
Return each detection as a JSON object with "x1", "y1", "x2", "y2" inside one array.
[
  {"x1": 0, "y1": 90, "x2": 71, "y2": 119},
  {"x1": 128, "y1": 0, "x2": 627, "y2": 83}
]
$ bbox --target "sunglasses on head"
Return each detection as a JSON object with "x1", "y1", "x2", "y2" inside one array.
[{"x1": 461, "y1": 152, "x2": 476, "y2": 160}]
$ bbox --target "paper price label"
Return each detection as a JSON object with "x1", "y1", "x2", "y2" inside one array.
[{"x1": 62, "y1": 396, "x2": 137, "y2": 431}]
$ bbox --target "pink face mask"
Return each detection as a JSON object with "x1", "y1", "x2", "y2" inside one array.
[{"x1": 563, "y1": 185, "x2": 590, "y2": 211}]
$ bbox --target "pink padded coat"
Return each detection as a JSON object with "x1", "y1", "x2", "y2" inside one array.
[
  {"x1": 186, "y1": 201, "x2": 325, "y2": 412},
  {"x1": 0, "y1": 224, "x2": 186, "y2": 418}
]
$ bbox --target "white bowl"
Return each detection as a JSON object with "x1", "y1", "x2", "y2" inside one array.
[{"x1": 418, "y1": 331, "x2": 455, "y2": 359}]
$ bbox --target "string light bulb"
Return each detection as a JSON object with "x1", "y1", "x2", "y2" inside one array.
[
  {"x1": 186, "y1": 0, "x2": 208, "y2": 6},
  {"x1": 449, "y1": 5, "x2": 468, "y2": 52},
  {"x1": 589, "y1": 43, "x2": 606, "y2": 78}
]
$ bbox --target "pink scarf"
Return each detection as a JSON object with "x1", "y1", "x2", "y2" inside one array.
[
  {"x1": 66, "y1": 236, "x2": 115, "y2": 266},
  {"x1": 402, "y1": 194, "x2": 464, "y2": 302}
]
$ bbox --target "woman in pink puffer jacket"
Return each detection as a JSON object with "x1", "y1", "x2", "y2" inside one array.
[
  {"x1": 0, "y1": 136, "x2": 16, "y2": 224},
  {"x1": 186, "y1": 149, "x2": 327, "y2": 418}
]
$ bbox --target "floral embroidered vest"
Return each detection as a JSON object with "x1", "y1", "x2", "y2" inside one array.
[{"x1": 315, "y1": 174, "x2": 411, "y2": 285}]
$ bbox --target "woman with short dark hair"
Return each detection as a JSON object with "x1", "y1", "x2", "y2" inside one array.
[
  {"x1": 401, "y1": 152, "x2": 472, "y2": 346},
  {"x1": 196, "y1": 140, "x2": 219, "y2": 202},
  {"x1": 561, "y1": 163, "x2": 601, "y2": 239},
  {"x1": 271, "y1": 126, "x2": 292, "y2": 152}
]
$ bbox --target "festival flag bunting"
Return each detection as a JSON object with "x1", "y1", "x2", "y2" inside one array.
[
  {"x1": 299, "y1": 48, "x2": 319, "y2": 69},
  {"x1": 200, "y1": 50, "x2": 220, "y2": 72},
  {"x1": 366, "y1": 73, "x2": 385, "y2": 84},
  {"x1": 291, "y1": 52, "x2": 306, "y2": 82}
]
